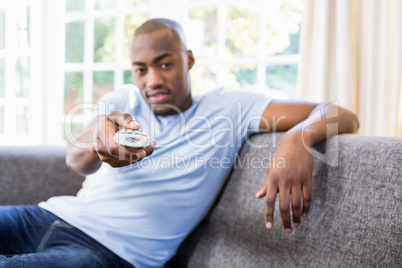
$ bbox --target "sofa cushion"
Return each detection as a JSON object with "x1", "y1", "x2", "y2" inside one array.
[{"x1": 172, "y1": 133, "x2": 402, "y2": 267}]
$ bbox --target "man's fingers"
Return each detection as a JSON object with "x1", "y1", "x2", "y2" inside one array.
[
  {"x1": 279, "y1": 187, "x2": 292, "y2": 234},
  {"x1": 264, "y1": 186, "x2": 277, "y2": 229},
  {"x1": 302, "y1": 183, "x2": 312, "y2": 218},
  {"x1": 291, "y1": 186, "x2": 302, "y2": 227},
  {"x1": 94, "y1": 111, "x2": 154, "y2": 168},
  {"x1": 97, "y1": 122, "x2": 119, "y2": 151},
  {"x1": 126, "y1": 119, "x2": 140, "y2": 130},
  {"x1": 108, "y1": 111, "x2": 140, "y2": 130},
  {"x1": 142, "y1": 139, "x2": 156, "y2": 156},
  {"x1": 116, "y1": 138, "x2": 156, "y2": 163},
  {"x1": 255, "y1": 185, "x2": 267, "y2": 199},
  {"x1": 103, "y1": 111, "x2": 142, "y2": 153}
]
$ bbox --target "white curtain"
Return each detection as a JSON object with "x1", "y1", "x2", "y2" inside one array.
[{"x1": 298, "y1": 0, "x2": 401, "y2": 137}]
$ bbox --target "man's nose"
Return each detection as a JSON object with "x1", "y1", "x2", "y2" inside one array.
[{"x1": 146, "y1": 68, "x2": 164, "y2": 89}]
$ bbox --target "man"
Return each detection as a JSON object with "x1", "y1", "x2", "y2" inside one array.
[{"x1": 0, "y1": 18, "x2": 359, "y2": 268}]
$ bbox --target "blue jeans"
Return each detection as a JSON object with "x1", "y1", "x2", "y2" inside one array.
[{"x1": 0, "y1": 205, "x2": 134, "y2": 268}]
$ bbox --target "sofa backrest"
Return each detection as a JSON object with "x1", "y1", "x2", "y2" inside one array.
[
  {"x1": 172, "y1": 133, "x2": 402, "y2": 267},
  {"x1": 0, "y1": 146, "x2": 84, "y2": 205}
]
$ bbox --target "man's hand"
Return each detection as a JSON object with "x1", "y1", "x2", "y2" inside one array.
[
  {"x1": 66, "y1": 110, "x2": 156, "y2": 176},
  {"x1": 93, "y1": 111, "x2": 156, "y2": 168},
  {"x1": 257, "y1": 100, "x2": 359, "y2": 234},
  {"x1": 255, "y1": 133, "x2": 313, "y2": 234}
]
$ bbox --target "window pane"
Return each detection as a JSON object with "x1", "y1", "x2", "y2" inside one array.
[
  {"x1": 66, "y1": 0, "x2": 85, "y2": 12},
  {"x1": 124, "y1": 70, "x2": 134, "y2": 85},
  {"x1": 0, "y1": 106, "x2": 4, "y2": 135},
  {"x1": 126, "y1": 0, "x2": 149, "y2": 8},
  {"x1": 124, "y1": 14, "x2": 149, "y2": 59},
  {"x1": 15, "y1": 57, "x2": 30, "y2": 98},
  {"x1": 0, "y1": 10, "x2": 5, "y2": 49},
  {"x1": 0, "y1": 58, "x2": 4, "y2": 98},
  {"x1": 65, "y1": 21, "x2": 84, "y2": 63},
  {"x1": 222, "y1": 65, "x2": 257, "y2": 90},
  {"x1": 16, "y1": 7, "x2": 30, "y2": 49},
  {"x1": 265, "y1": 0, "x2": 303, "y2": 56},
  {"x1": 93, "y1": 71, "x2": 114, "y2": 104},
  {"x1": 226, "y1": 3, "x2": 259, "y2": 58},
  {"x1": 272, "y1": 27, "x2": 301, "y2": 56},
  {"x1": 232, "y1": 65, "x2": 257, "y2": 89},
  {"x1": 266, "y1": 64, "x2": 298, "y2": 97},
  {"x1": 16, "y1": 106, "x2": 29, "y2": 135},
  {"x1": 190, "y1": 65, "x2": 218, "y2": 94},
  {"x1": 95, "y1": 0, "x2": 116, "y2": 9},
  {"x1": 64, "y1": 72, "x2": 83, "y2": 114},
  {"x1": 94, "y1": 18, "x2": 115, "y2": 63},
  {"x1": 188, "y1": 8, "x2": 217, "y2": 59}
]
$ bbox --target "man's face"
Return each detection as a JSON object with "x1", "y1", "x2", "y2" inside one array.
[{"x1": 130, "y1": 28, "x2": 194, "y2": 115}]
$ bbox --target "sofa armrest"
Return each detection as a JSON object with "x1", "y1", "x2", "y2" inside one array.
[{"x1": 0, "y1": 146, "x2": 85, "y2": 205}]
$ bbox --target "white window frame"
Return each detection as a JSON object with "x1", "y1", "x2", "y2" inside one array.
[
  {"x1": 0, "y1": 0, "x2": 47, "y2": 145},
  {"x1": 56, "y1": 0, "x2": 175, "y2": 145},
  {"x1": 1, "y1": 0, "x2": 302, "y2": 145},
  {"x1": 55, "y1": 0, "x2": 302, "y2": 145},
  {"x1": 182, "y1": 0, "x2": 300, "y2": 98}
]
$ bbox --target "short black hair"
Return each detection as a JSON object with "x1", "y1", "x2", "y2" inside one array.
[{"x1": 134, "y1": 18, "x2": 187, "y2": 49}]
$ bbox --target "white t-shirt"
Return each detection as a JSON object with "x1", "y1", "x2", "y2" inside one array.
[{"x1": 40, "y1": 85, "x2": 272, "y2": 268}]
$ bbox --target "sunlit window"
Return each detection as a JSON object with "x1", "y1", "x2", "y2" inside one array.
[
  {"x1": 63, "y1": 0, "x2": 150, "y2": 139},
  {"x1": 186, "y1": 0, "x2": 303, "y2": 98},
  {"x1": 0, "y1": 0, "x2": 303, "y2": 145},
  {"x1": 0, "y1": 0, "x2": 39, "y2": 145}
]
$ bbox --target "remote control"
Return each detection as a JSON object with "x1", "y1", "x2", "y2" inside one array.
[{"x1": 114, "y1": 128, "x2": 152, "y2": 148}]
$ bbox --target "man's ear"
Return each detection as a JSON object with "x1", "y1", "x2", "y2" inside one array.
[{"x1": 187, "y1": 50, "x2": 195, "y2": 70}]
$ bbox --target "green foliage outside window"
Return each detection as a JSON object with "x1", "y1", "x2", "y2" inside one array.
[
  {"x1": 15, "y1": 57, "x2": 30, "y2": 98},
  {"x1": 64, "y1": 72, "x2": 83, "y2": 114},
  {"x1": 124, "y1": 14, "x2": 149, "y2": 59},
  {"x1": 124, "y1": 70, "x2": 134, "y2": 85},
  {"x1": 66, "y1": 0, "x2": 85, "y2": 12},
  {"x1": 94, "y1": 18, "x2": 115, "y2": 63},
  {"x1": 226, "y1": 4, "x2": 259, "y2": 58},
  {"x1": 65, "y1": 21, "x2": 84, "y2": 63},
  {"x1": 93, "y1": 71, "x2": 114, "y2": 104},
  {"x1": 232, "y1": 65, "x2": 257, "y2": 88},
  {"x1": 266, "y1": 65, "x2": 298, "y2": 83},
  {"x1": 266, "y1": 64, "x2": 298, "y2": 97},
  {"x1": 190, "y1": 0, "x2": 303, "y2": 94}
]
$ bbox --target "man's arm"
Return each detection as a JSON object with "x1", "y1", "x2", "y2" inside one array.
[
  {"x1": 255, "y1": 100, "x2": 359, "y2": 233},
  {"x1": 66, "y1": 111, "x2": 155, "y2": 176}
]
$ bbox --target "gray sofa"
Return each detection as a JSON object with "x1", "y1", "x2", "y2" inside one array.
[{"x1": 1, "y1": 133, "x2": 401, "y2": 267}]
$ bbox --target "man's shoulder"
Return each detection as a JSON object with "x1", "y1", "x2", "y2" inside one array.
[
  {"x1": 200, "y1": 87, "x2": 270, "y2": 103},
  {"x1": 198, "y1": 87, "x2": 239, "y2": 101},
  {"x1": 202, "y1": 87, "x2": 233, "y2": 96}
]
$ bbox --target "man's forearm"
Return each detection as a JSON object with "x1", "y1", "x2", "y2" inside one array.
[
  {"x1": 284, "y1": 102, "x2": 360, "y2": 147},
  {"x1": 66, "y1": 123, "x2": 102, "y2": 176}
]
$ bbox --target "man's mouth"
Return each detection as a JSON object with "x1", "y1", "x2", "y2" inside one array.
[{"x1": 147, "y1": 92, "x2": 170, "y2": 104}]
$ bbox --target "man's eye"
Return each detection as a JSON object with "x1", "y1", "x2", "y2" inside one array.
[
  {"x1": 161, "y1": 63, "x2": 171, "y2": 69},
  {"x1": 135, "y1": 68, "x2": 145, "y2": 74}
]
